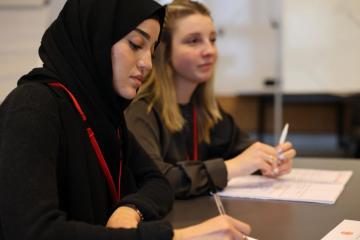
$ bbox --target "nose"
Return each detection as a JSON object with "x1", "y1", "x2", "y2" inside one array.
[
  {"x1": 201, "y1": 40, "x2": 217, "y2": 58},
  {"x1": 137, "y1": 51, "x2": 152, "y2": 75}
]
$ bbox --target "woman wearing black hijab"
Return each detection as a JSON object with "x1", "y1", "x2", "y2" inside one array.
[
  {"x1": 0, "y1": 0, "x2": 175, "y2": 239},
  {"x1": 0, "y1": 0, "x2": 251, "y2": 239}
]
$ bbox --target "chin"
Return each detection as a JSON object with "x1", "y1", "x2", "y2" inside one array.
[
  {"x1": 126, "y1": 93, "x2": 137, "y2": 100},
  {"x1": 196, "y1": 76, "x2": 211, "y2": 83},
  {"x1": 119, "y1": 89, "x2": 137, "y2": 100},
  {"x1": 195, "y1": 73, "x2": 212, "y2": 82}
]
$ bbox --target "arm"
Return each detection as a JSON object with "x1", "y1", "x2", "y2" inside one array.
[
  {"x1": 126, "y1": 101, "x2": 228, "y2": 199},
  {"x1": 217, "y1": 109, "x2": 295, "y2": 178},
  {"x1": 0, "y1": 84, "x2": 173, "y2": 240},
  {"x1": 173, "y1": 215, "x2": 251, "y2": 240},
  {"x1": 116, "y1": 131, "x2": 174, "y2": 219},
  {"x1": 107, "y1": 134, "x2": 174, "y2": 237}
]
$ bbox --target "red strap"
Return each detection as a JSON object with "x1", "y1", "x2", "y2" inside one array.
[
  {"x1": 48, "y1": 83, "x2": 87, "y2": 121},
  {"x1": 116, "y1": 128, "x2": 123, "y2": 200},
  {"x1": 48, "y1": 82, "x2": 121, "y2": 202},
  {"x1": 192, "y1": 105, "x2": 198, "y2": 160},
  {"x1": 87, "y1": 128, "x2": 120, "y2": 202}
]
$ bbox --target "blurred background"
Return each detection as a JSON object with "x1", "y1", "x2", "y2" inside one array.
[{"x1": 1, "y1": 0, "x2": 360, "y2": 158}]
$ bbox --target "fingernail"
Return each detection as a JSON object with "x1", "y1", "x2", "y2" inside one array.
[{"x1": 272, "y1": 167, "x2": 279, "y2": 175}]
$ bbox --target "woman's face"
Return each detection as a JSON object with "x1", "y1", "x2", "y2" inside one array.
[
  {"x1": 111, "y1": 18, "x2": 160, "y2": 99},
  {"x1": 170, "y1": 13, "x2": 217, "y2": 85}
]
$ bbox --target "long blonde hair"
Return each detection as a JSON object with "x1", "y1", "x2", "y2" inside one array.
[{"x1": 135, "y1": 0, "x2": 222, "y2": 143}]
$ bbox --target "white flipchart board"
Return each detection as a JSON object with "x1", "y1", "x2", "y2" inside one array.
[
  {"x1": 282, "y1": 0, "x2": 360, "y2": 94},
  {"x1": 203, "y1": 0, "x2": 278, "y2": 95}
]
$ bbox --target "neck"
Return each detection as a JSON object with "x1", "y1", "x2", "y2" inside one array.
[{"x1": 174, "y1": 76, "x2": 198, "y2": 104}]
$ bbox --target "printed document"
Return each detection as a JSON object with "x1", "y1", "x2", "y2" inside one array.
[
  {"x1": 321, "y1": 220, "x2": 360, "y2": 240},
  {"x1": 219, "y1": 168, "x2": 352, "y2": 204}
]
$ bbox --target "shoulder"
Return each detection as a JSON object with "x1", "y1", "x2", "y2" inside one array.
[
  {"x1": 1, "y1": 82, "x2": 59, "y2": 113},
  {"x1": 125, "y1": 97, "x2": 163, "y2": 133},
  {"x1": 126, "y1": 97, "x2": 159, "y2": 119},
  {"x1": 0, "y1": 82, "x2": 62, "y2": 138},
  {"x1": 128, "y1": 98, "x2": 150, "y2": 112}
]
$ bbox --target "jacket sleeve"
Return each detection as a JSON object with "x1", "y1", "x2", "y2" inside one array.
[
  {"x1": 0, "y1": 84, "x2": 173, "y2": 240},
  {"x1": 117, "y1": 131, "x2": 174, "y2": 220},
  {"x1": 203, "y1": 107, "x2": 256, "y2": 180},
  {"x1": 126, "y1": 100, "x2": 253, "y2": 199}
]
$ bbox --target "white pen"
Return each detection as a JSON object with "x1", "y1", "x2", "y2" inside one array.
[
  {"x1": 273, "y1": 123, "x2": 289, "y2": 174},
  {"x1": 212, "y1": 191, "x2": 226, "y2": 215},
  {"x1": 279, "y1": 123, "x2": 289, "y2": 145},
  {"x1": 212, "y1": 192, "x2": 258, "y2": 240}
]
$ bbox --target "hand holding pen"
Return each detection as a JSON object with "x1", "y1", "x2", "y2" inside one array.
[
  {"x1": 272, "y1": 123, "x2": 289, "y2": 175},
  {"x1": 269, "y1": 123, "x2": 296, "y2": 177},
  {"x1": 212, "y1": 192, "x2": 257, "y2": 240},
  {"x1": 173, "y1": 193, "x2": 252, "y2": 240},
  {"x1": 224, "y1": 124, "x2": 296, "y2": 179}
]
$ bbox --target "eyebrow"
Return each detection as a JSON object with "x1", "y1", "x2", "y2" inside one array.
[
  {"x1": 185, "y1": 30, "x2": 217, "y2": 37},
  {"x1": 135, "y1": 28, "x2": 151, "y2": 40}
]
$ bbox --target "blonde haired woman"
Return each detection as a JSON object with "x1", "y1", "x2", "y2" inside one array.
[{"x1": 126, "y1": 0, "x2": 296, "y2": 199}]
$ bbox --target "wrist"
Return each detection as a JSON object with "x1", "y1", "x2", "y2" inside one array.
[
  {"x1": 173, "y1": 225, "x2": 203, "y2": 240},
  {"x1": 225, "y1": 159, "x2": 235, "y2": 180},
  {"x1": 123, "y1": 204, "x2": 144, "y2": 222},
  {"x1": 173, "y1": 228, "x2": 190, "y2": 240},
  {"x1": 173, "y1": 229, "x2": 182, "y2": 240}
]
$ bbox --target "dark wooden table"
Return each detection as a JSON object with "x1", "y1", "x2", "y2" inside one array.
[{"x1": 166, "y1": 158, "x2": 360, "y2": 240}]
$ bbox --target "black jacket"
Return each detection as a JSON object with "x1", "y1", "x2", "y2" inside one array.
[
  {"x1": 126, "y1": 98, "x2": 253, "y2": 199},
  {"x1": 0, "y1": 83, "x2": 173, "y2": 240}
]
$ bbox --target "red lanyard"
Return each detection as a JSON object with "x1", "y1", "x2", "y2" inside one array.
[
  {"x1": 189, "y1": 105, "x2": 198, "y2": 160},
  {"x1": 48, "y1": 82, "x2": 122, "y2": 202}
]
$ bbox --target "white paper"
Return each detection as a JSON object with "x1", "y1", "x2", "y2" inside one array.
[
  {"x1": 321, "y1": 220, "x2": 360, "y2": 240},
  {"x1": 219, "y1": 168, "x2": 353, "y2": 204}
]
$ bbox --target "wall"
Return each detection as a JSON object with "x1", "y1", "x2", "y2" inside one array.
[{"x1": 0, "y1": 0, "x2": 66, "y2": 101}]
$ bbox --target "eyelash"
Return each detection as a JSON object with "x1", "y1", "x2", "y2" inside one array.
[
  {"x1": 129, "y1": 41, "x2": 142, "y2": 50},
  {"x1": 187, "y1": 38, "x2": 199, "y2": 44},
  {"x1": 129, "y1": 40, "x2": 157, "y2": 61},
  {"x1": 186, "y1": 37, "x2": 217, "y2": 45}
]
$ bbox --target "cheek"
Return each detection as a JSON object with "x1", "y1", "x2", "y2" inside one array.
[
  {"x1": 171, "y1": 50, "x2": 196, "y2": 73},
  {"x1": 112, "y1": 51, "x2": 131, "y2": 85}
]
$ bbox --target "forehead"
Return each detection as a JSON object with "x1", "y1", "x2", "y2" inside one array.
[
  {"x1": 173, "y1": 13, "x2": 215, "y2": 37},
  {"x1": 131, "y1": 18, "x2": 161, "y2": 41}
]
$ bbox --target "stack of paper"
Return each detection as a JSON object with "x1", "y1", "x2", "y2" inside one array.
[{"x1": 219, "y1": 168, "x2": 353, "y2": 204}]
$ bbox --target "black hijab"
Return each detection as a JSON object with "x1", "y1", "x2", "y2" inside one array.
[{"x1": 18, "y1": 0, "x2": 165, "y2": 180}]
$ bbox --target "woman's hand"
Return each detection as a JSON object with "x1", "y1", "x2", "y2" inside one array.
[
  {"x1": 268, "y1": 141, "x2": 296, "y2": 178},
  {"x1": 225, "y1": 141, "x2": 278, "y2": 179},
  {"x1": 225, "y1": 141, "x2": 296, "y2": 179},
  {"x1": 173, "y1": 215, "x2": 251, "y2": 240},
  {"x1": 106, "y1": 206, "x2": 141, "y2": 229}
]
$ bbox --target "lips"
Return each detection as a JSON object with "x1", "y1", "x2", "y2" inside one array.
[
  {"x1": 130, "y1": 75, "x2": 144, "y2": 88},
  {"x1": 131, "y1": 75, "x2": 144, "y2": 82},
  {"x1": 198, "y1": 62, "x2": 213, "y2": 70}
]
